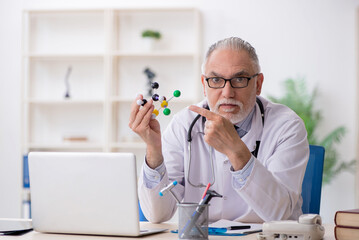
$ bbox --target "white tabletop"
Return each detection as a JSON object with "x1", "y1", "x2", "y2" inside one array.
[{"x1": 1, "y1": 222, "x2": 335, "y2": 240}]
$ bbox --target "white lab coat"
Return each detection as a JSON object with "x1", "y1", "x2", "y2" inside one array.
[{"x1": 139, "y1": 96, "x2": 309, "y2": 223}]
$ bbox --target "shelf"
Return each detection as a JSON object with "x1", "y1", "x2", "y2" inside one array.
[
  {"x1": 111, "y1": 57, "x2": 197, "y2": 99},
  {"x1": 22, "y1": 8, "x2": 201, "y2": 153},
  {"x1": 27, "y1": 99, "x2": 105, "y2": 105},
  {"x1": 26, "y1": 52, "x2": 196, "y2": 58},
  {"x1": 109, "y1": 96, "x2": 193, "y2": 103},
  {"x1": 28, "y1": 104, "x2": 105, "y2": 145},
  {"x1": 24, "y1": 9, "x2": 106, "y2": 14},
  {"x1": 25, "y1": 54, "x2": 105, "y2": 59},
  {"x1": 26, "y1": 57, "x2": 105, "y2": 100},
  {"x1": 28, "y1": 143, "x2": 105, "y2": 150},
  {"x1": 113, "y1": 51, "x2": 196, "y2": 57},
  {"x1": 114, "y1": 9, "x2": 198, "y2": 53},
  {"x1": 25, "y1": 10, "x2": 106, "y2": 54},
  {"x1": 21, "y1": 7, "x2": 201, "y2": 220},
  {"x1": 110, "y1": 142, "x2": 146, "y2": 149}
]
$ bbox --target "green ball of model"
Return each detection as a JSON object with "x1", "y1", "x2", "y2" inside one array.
[
  {"x1": 173, "y1": 90, "x2": 181, "y2": 97},
  {"x1": 163, "y1": 108, "x2": 171, "y2": 116}
]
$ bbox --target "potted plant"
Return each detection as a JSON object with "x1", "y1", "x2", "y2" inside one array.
[
  {"x1": 267, "y1": 78, "x2": 356, "y2": 185},
  {"x1": 141, "y1": 29, "x2": 162, "y2": 51}
]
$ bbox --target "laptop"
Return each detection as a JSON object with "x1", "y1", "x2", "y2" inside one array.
[{"x1": 28, "y1": 152, "x2": 167, "y2": 236}]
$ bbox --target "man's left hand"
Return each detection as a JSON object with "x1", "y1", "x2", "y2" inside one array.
[{"x1": 189, "y1": 105, "x2": 252, "y2": 170}]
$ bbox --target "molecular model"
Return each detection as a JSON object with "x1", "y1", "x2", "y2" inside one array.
[
  {"x1": 143, "y1": 68, "x2": 156, "y2": 97},
  {"x1": 136, "y1": 81, "x2": 181, "y2": 119}
]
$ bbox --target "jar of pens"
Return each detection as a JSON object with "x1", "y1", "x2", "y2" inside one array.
[
  {"x1": 159, "y1": 182, "x2": 222, "y2": 240},
  {"x1": 177, "y1": 202, "x2": 209, "y2": 240}
]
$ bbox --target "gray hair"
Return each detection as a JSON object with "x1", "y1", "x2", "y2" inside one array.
[{"x1": 201, "y1": 37, "x2": 261, "y2": 74}]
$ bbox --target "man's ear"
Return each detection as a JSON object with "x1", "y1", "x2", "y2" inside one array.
[
  {"x1": 256, "y1": 73, "x2": 264, "y2": 95},
  {"x1": 201, "y1": 75, "x2": 207, "y2": 97}
]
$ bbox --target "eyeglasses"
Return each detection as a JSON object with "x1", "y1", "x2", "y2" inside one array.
[{"x1": 204, "y1": 73, "x2": 260, "y2": 89}]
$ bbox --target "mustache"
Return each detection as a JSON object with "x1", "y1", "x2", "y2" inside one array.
[{"x1": 214, "y1": 99, "x2": 243, "y2": 110}]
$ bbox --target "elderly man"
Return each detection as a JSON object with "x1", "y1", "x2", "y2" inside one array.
[{"x1": 129, "y1": 37, "x2": 309, "y2": 223}]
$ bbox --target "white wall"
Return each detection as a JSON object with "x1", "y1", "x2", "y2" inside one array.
[
  {"x1": 200, "y1": 0, "x2": 359, "y2": 224},
  {"x1": 0, "y1": 0, "x2": 358, "y2": 223},
  {"x1": 0, "y1": 0, "x2": 23, "y2": 218}
]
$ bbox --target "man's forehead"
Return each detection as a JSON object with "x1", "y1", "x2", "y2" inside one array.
[{"x1": 205, "y1": 49, "x2": 255, "y2": 74}]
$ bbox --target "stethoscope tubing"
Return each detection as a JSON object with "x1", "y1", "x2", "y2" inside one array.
[
  {"x1": 187, "y1": 140, "x2": 215, "y2": 188},
  {"x1": 186, "y1": 97, "x2": 265, "y2": 188}
]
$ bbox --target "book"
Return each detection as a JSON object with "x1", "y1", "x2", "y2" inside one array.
[
  {"x1": 334, "y1": 225, "x2": 359, "y2": 240},
  {"x1": 335, "y1": 209, "x2": 359, "y2": 228}
]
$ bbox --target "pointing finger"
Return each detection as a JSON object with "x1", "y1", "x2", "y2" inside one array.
[{"x1": 189, "y1": 105, "x2": 218, "y2": 120}]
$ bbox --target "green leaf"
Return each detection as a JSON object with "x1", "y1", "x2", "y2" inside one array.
[
  {"x1": 319, "y1": 127, "x2": 346, "y2": 149},
  {"x1": 141, "y1": 30, "x2": 162, "y2": 39},
  {"x1": 268, "y1": 78, "x2": 355, "y2": 185}
]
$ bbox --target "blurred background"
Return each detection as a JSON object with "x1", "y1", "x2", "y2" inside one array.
[{"x1": 0, "y1": 0, "x2": 358, "y2": 224}]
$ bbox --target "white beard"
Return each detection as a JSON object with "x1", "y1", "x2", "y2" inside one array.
[{"x1": 205, "y1": 89, "x2": 257, "y2": 124}]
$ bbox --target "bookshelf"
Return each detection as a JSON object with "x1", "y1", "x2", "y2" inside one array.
[{"x1": 22, "y1": 8, "x2": 201, "y2": 217}]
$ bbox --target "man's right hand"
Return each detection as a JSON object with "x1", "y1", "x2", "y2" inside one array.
[{"x1": 129, "y1": 94, "x2": 164, "y2": 169}]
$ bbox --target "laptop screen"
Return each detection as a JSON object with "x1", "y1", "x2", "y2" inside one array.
[{"x1": 29, "y1": 152, "x2": 142, "y2": 236}]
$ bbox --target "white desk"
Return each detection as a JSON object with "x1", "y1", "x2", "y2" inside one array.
[{"x1": 2, "y1": 222, "x2": 335, "y2": 240}]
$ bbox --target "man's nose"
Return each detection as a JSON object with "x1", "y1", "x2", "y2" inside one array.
[{"x1": 221, "y1": 81, "x2": 235, "y2": 98}]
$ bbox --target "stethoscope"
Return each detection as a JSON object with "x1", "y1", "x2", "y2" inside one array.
[{"x1": 186, "y1": 97, "x2": 265, "y2": 188}]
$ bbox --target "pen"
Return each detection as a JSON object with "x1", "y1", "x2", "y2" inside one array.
[
  {"x1": 159, "y1": 181, "x2": 181, "y2": 203},
  {"x1": 179, "y1": 194, "x2": 210, "y2": 238},
  {"x1": 242, "y1": 229, "x2": 262, "y2": 235},
  {"x1": 228, "y1": 225, "x2": 251, "y2": 230},
  {"x1": 180, "y1": 182, "x2": 211, "y2": 236},
  {"x1": 208, "y1": 225, "x2": 251, "y2": 233},
  {"x1": 180, "y1": 190, "x2": 223, "y2": 238},
  {"x1": 201, "y1": 183, "x2": 211, "y2": 199}
]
